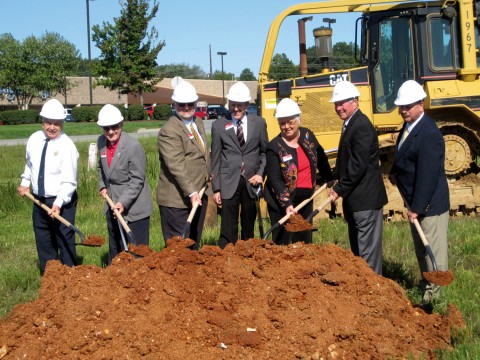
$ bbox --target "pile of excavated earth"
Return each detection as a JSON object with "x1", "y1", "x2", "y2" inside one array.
[{"x1": 0, "y1": 238, "x2": 466, "y2": 359}]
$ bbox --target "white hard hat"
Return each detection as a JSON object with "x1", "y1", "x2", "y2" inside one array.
[
  {"x1": 171, "y1": 80, "x2": 198, "y2": 103},
  {"x1": 330, "y1": 81, "x2": 361, "y2": 103},
  {"x1": 227, "y1": 82, "x2": 251, "y2": 102},
  {"x1": 40, "y1": 99, "x2": 66, "y2": 120},
  {"x1": 97, "y1": 104, "x2": 124, "y2": 126},
  {"x1": 275, "y1": 98, "x2": 301, "y2": 118},
  {"x1": 394, "y1": 80, "x2": 427, "y2": 106}
]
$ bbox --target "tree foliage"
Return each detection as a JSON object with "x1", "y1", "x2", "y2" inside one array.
[
  {"x1": 212, "y1": 70, "x2": 236, "y2": 81},
  {"x1": 156, "y1": 63, "x2": 207, "y2": 79},
  {"x1": 0, "y1": 32, "x2": 80, "y2": 109},
  {"x1": 268, "y1": 53, "x2": 298, "y2": 81},
  {"x1": 239, "y1": 68, "x2": 256, "y2": 81},
  {"x1": 92, "y1": 0, "x2": 165, "y2": 104},
  {"x1": 306, "y1": 41, "x2": 359, "y2": 73}
]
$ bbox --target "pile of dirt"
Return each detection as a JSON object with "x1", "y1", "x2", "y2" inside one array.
[
  {"x1": 284, "y1": 214, "x2": 314, "y2": 232},
  {"x1": 0, "y1": 240, "x2": 465, "y2": 359}
]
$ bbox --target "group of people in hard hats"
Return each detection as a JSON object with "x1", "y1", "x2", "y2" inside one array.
[{"x1": 18, "y1": 78, "x2": 448, "y2": 303}]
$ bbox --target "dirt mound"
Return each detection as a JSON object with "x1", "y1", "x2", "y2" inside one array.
[{"x1": 0, "y1": 240, "x2": 465, "y2": 359}]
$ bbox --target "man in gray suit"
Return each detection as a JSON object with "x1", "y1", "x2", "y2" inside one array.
[
  {"x1": 157, "y1": 80, "x2": 210, "y2": 250},
  {"x1": 211, "y1": 82, "x2": 268, "y2": 248},
  {"x1": 97, "y1": 104, "x2": 153, "y2": 264}
]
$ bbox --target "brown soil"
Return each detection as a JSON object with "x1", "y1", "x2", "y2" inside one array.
[
  {"x1": 0, "y1": 239, "x2": 466, "y2": 359},
  {"x1": 423, "y1": 270, "x2": 456, "y2": 286},
  {"x1": 81, "y1": 235, "x2": 105, "y2": 247},
  {"x1": 284, "y1": 214, "x2": 314, "y2": 232}
]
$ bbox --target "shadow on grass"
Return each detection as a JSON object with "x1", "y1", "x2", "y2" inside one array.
[{"x1": 382, "y1": 258, "x2": 417, "y2": 289}]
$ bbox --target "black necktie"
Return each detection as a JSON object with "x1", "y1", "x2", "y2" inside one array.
[
  {"x1": 237, "y1": 120, "x2": 245, "y2": 148},
  {"x1": 38, "y1": 138, "x2": 50, "y2": 197}
]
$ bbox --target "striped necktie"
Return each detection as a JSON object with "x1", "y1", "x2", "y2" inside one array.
[
  {"x1": 237, "y1": 120, "x2": 245, "y2": 148},
  {"x1": 189, "y1": 123, "x2": 205, "y2": 153},
  {"x1": 399, "y1": 127, "x2": 410, "y2": 148}
]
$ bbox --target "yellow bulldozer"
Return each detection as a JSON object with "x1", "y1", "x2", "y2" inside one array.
[{"x1": 257, "y1": 0, "x2": 480, "y2": 219}]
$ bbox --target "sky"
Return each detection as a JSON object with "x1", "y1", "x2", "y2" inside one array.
[{"x1": 0, "y1": 0, "x2": 358, "y2": 78}]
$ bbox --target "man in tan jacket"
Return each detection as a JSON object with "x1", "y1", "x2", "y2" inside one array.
[{"x1": 157, "y1": 80, "x2": 210, "y2": 250}]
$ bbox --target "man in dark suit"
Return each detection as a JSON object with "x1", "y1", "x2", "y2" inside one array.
[
  {"x1": 157, "y1": 80, "x2": 210, "y2": 250},
  {"x1": 97, "y1": 104, "x2": 153, "y2": 264},
  {"x1": 328, "y1": 81, "x2": 388, "y2": 275},
  {"x1": 389, "y1": 80, "x2": 449, "y2": 302},
  {"x1": 211, "y1": 82, "x2": 268, "y2": 248}
]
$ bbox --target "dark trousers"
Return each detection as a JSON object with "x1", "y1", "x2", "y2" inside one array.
[
  {"x1": 219, "y1": 178, "x2": 256, "y2": 249},
  {"x1": 159, "y1": 195, "x2": 208, "y2": 251},
  {"x1": 343, "y1": 207, "x2": 384, "y2": 275},
  {"x1": 106, "y1": 210, "x2": 150, "y2": 264},
  {"x1": 267, "y1": 188, "x2": 314, "y2": 246},
  {"x1": 32, "y1": 192, "x2": 78, "y2": 274}
]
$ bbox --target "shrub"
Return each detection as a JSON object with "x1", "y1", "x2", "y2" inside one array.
[
  {"x1": 72, "y1": 106, "x2": 102, "y2": 122},
  {"x1": 154, "y1": 105, "x2": 172, "y2": 120},
  {"x1": 127, "y1": 104, "x2": 146, "y2": 121},
  {"x1": 0, "y1": 110, "x2": 39, "y2": 125}
]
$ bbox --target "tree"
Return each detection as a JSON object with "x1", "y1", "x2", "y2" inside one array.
[
  {"x1": 92, "y1": 0, "x2": 165, "y2": 105},
  {"x1": 268, "y1": 53, "x2": 298, "y2": 81},
  {"x1": 212, "y1": 70, "x2": 236, "y2": 81},
  {"x1": 156, "y1": 63, "x2": 207, "y2": 79},
  {"x1": 0, "y1": 32, "x2": 80, "y2": 109},
  {"x1": 306, "y1": 41, "x2": 359, "y2": 74},
  {"x1": 239, "y1": 68, "x2": 256, "y2": 81}
]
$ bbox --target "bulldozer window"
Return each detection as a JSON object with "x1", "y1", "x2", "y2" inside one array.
[
  {"x1": 374, "y1": 17, "x2": 413, "y2": 113},
  {"x1": 428, "y1": 17, "x2": 457, "y2": 69}
]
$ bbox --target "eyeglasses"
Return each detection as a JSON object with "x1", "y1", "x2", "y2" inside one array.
[
  {"x1": 177, "y1": 102, "x2": 195, "y2": 108},
  {"x1": 278, "y1": 119, "x2": 298, "y2": 127},
  {"x1": 399, "y1": 102, "x2": 420, "y2": 110},
  {"x1": 102, "y1": 124, "x2": 120, "y2": 132}
]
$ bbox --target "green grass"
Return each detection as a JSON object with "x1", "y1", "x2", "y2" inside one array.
[
  {"x1": 0, "y1": 120, "x2": 164, "y2": 140},
  {"x1": 0, "y1": 134, "x2": 479, "y2": 358}
]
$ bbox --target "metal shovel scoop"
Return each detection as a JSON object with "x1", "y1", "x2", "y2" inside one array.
[
  {"x1": 104, "y1": 193, "x2": 143, "y2": 258},
  {"x1": 181, "y1": 184, "x2": 207, "y2": 239},
  {"x1": 24, "y1": 192, "x2": 103, "y2": 246},
  {"x1": 263, "y1": 183, "x2": 327, "y2": 240}
]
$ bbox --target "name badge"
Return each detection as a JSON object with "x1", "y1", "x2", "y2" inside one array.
[
  {"x1": 282, "y1": 154, "x2": 293, "y2": 162},
  {"x1": 100, "y1": 152, "x2": 106, "y2": 158},
  {"x1": 225, "y1": 123, "x2": 234, "y2": 131},
  {"x1": 188, "y1": 134, "x2": 194, "y2": 140}
]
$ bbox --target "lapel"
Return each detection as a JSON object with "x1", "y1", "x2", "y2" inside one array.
[
  {"x1": 396, "y1": 119, "x2": 423, "y2": 158},
  {"x1": 193, "y1": 117, "x2": 208, "y2": 157},
  {"x1": 225, "y1": 114, "x2": 242, "y2": 151},
  {"x1": 107, "y1": 132, "x2": 126, "y2": 177},
  {"x1": 245, "y1": 114, "x2": 255, "y2": 149}
]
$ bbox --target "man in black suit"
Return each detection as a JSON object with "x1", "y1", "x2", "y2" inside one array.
[
  {"x1": 328, "y1": 81, "x2": 388, "y2": 275},
  {"x1": 211, "y1": 82, "x2": 268, "y2": 248},
  {"x1": 389, "y1": 80, "x2": 449, "y2": 302}
]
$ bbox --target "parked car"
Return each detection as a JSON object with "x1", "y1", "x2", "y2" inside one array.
[
  {"x1": 144, "y1": 105, "x2": 154, "y2": 119},
  {"x1": 207, "y1": 105, "x2": 230, "y2": 119},
  {"x1": 65, "y1": 108, "x2": 74, "y2": 122},
  {"x1": 247, "y1": 104, "x2": 258, "y2": 115},
  {"x1": 194, "y1": 106, "x2": 208, "y2": 120}
]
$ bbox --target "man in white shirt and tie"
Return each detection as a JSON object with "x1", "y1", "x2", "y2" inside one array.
[{"x1": 17, "y1": 99, "x2": 79, "y2": 275}]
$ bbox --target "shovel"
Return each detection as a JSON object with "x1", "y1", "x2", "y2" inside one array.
[
  {"x1": 181, "y1": 184, "x2": 207, "y2": 239},
  {"x1": 24, "y1": 192, "x2": 103, "y2": 247},
  {"x1": 396, "y1": 187, "x2": 454, "y2": 286},
  {"x1": 253, "y1": 185, "x2": 265, "y2": 239},
  {"x1": 104, "y1": 193, "x2": 143, "y2": 258},
  {"x1": 263, "y1": 183, "x2": 327, "y2": 240},
  {"x1": 305, "y1": 195, "x2": 335, "y2": 222}
]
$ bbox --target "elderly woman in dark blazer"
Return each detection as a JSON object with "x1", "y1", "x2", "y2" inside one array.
[
  {"x1": 97, "y1": 104, "x2": 153, "y2": 264},
  {"x1": 265, "y1": 98, "x2": 334, "y2": 245}
]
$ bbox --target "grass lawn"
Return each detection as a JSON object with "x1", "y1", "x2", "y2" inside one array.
[{"x1": 0, "y1": 133, "x2": 478, "y2": 358}]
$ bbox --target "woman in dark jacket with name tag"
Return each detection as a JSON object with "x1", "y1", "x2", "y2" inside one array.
[{"x1": 265, "y1": 98, "x2": 334, "y2": 245}]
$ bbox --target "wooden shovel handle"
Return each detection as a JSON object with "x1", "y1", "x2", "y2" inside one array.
[
  {"x1": 24, "y1": 192, "x2": 72, "y2": 227},
  {"x1": 186, "y1": 185, "x2": 207, "y2": 223},
  {"x1": 104, "y1": 194, "x2": 132, "y2": 233},
  {"x1": 277, "y1": 183, "x2": 328, "y2": 226}
]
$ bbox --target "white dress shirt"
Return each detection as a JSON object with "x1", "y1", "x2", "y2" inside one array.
[{"x1": 20, "y1": 130, "x2": 79, "y2": 208}]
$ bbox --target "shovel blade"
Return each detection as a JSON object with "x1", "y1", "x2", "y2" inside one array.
[{"x1": 181, "y1": 222, "x2": 191, "y2": 239}]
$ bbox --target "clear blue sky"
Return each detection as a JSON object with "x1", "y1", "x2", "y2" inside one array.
[{"x1": 0, "y1": 0, "x2": 357, "y2": 77}]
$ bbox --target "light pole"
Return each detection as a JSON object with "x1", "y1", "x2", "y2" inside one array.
[
  {"x1": 86, "y1": 0, "x2": 94, "y2": 106},
  {"x1": 217, "y1": 51, "x2": 227, "y2": 105}
]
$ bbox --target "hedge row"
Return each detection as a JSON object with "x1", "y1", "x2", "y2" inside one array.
[
  {"x1": 0, "y1": 105, "x2": 158, "y2": 125},
  {"x1": 0, "y1": 110, "x2": 39, "y2": 125}
]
